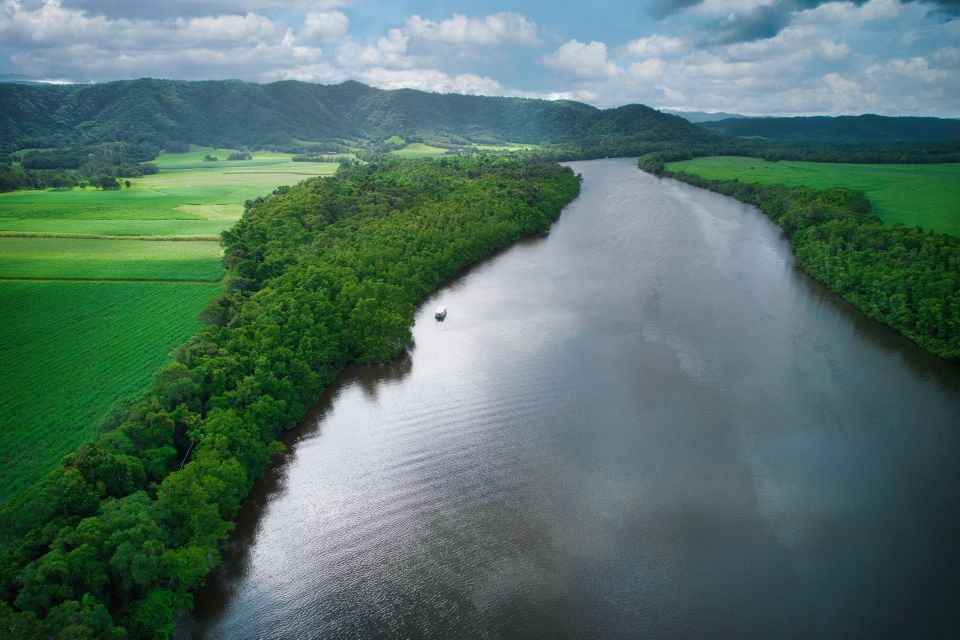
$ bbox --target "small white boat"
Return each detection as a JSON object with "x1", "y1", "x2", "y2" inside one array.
[{"x1": 435, "y1": 305, "x2": 447, "y2": 320}]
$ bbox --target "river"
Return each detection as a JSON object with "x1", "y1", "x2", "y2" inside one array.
[{"x1": 181, "y1": 158, "x2": 960, "y2": 639}]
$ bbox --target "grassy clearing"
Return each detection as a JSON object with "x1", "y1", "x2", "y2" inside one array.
[
  {"x1": 0, "y1": 280, "x2": 219, "y2": 503},
  {"x1": 0, "y1": 237, "x2": 223, "y2": 281},
  {"x1": 472, "y1": 142, "x2": 542, "y2": 151},
  {"x1": 389, "y1": 143, "x2": 451, "y2": 158},
  {"x1": 153, "y1": 145, "x2": 293, "y2": 166},
  {"x1": 667, "y1": 156, "x2": 960, "y2": 237}
]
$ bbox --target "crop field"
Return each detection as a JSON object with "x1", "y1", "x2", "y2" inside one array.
[
  {"x1": 0, "y1": 280, "x2": 219, "y2": 503},
  {"x1": 0, "y1": 237, "x2": 223, "y2": 281},
  {"x1": 667, "y1": 156, "x2": 960, "y2": 237},
  {"x1": 0, "y1": 147, "x2": 341, "y2": 503}
]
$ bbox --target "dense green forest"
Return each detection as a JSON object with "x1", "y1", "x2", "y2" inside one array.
[
  {"x1": 0, "y1": 157, "x2": 580, "y2": 638},
  {"x1": 702, "y1": 114, "x2": 960, "y2": 143},
  {"x1": 639, "y1": 155, "x2": 960, "y2": 360}
]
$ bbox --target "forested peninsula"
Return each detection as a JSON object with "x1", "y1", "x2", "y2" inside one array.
[
  {"x1": 0, "y1": 157, "x2": 581, "y2": 638},
  {"x1": 638, "y1": 155, "x2": 960, "y2": 360}
]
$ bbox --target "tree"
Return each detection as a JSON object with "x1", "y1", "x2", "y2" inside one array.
[{"x1": 94, "y1": 176, "x2": 120, "y2": 190}]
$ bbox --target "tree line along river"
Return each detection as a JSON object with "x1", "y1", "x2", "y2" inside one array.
[{"x1": 181, "y1": 158, "x2": 960, "y2": 639}]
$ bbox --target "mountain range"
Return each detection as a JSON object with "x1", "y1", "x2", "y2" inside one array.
[
  {"x1": 2, "y1": 79, "x2": 959, "y2": 155},
  {"x1": 0, "y1": 78, "x2": 709, "y2": 153}
]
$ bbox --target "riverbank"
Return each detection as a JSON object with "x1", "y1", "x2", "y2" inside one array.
[{"x1": 638, "y1": 155, "x2": 960, "y2": 361}]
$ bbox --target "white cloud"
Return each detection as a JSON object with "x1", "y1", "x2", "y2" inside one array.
[
  {"x1": 625, "y1": 35, "x2": 687, "y2": 58},
  {"x1": 627, "y1": 58, "x2": 667, "y2": 80},
  {"x1": 820, "y1": 39, "x2": 851, "y2": 61},
  {"x1": 931, "y1": 46, "x2": 960, "y2": 66},
  {"x1": 300, "y1": 11, "x2": 348, "y2": 43},
  {"x1": 691, "y1": 0, "x2": 779, "y2": 18},
  {"x1": 659, "y1": 85, "x2": 687, "y2": 103},
  {"x1": 540, "y1": 40, "x2": 621, "y2": 80},
  {"x1": 174, "y1": 13, "x2": 287, "y2": 47},
  {"x1": 337, "y1": 28, "x2": 413, "y2": 69},
  {"x1": 357, "y1": 67, "x2": 504, "y2": 95},
  {"x1": 795, "y1": 0, "x2": 902, "y2": 25},
  {"x1": 725, "y1": 26, "x2": 849, "y2": 63},
  {"x1": 404, "y1": 12, "x2": 540, "y2": 47},
  {"x1": 59, "y1": 0, "x2": 349, "y2": 20},
  {"x1": 822, "y1": 72, "x2": 861, "y2": 94},
  {"x1": 0, "y1": 2, "x2": 291, "y2": 50},
  {"x1": 0, "y1": 0, "x2": 113, "y2": 47},
  {"x1": 538, "y1": 89, "x2": 600, "y2": 102},
  {"x1": 866, "y1": 56, "x2": 952, "y2": 84}
]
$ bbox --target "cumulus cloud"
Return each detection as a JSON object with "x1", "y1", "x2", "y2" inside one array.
[
  {"x1": 932, "y1": 46, "x2": 960, "y2": 65},
  {"x1": 404, "y1": 12, "x2": 540, "y2": 47},
  {"x1": 300, "y1": 11, "x2": 349, "y2": 44},
  {"x1": 659, "y1": 0, "x2": 959, "y2": 43},
  {"x1": 795, "y1": 0, "x2": 903, "y2": 24},
  {"x1": 625, "y1": 35, "x2": 688, "y2": 57},
  {"x1": 0, "y1": 0, "x2": 320, "y2": 81},
  {"x1": 540, "y1": 40, "x2": 621, "y2": 80},
  {"x1": 866, "y1": 55, "x2": 953, "y2": 83},
  {"x1": 356, "y1": 67, "x2": 504, "y2": 95},
  {"x1": 0, "y1": 2, "x2": 291, "y2": 51},
  {"x1": 724, "y1": 26, "x2": 851, "y2": 62},
  {"x1": 337, "y1": 28, "x2": 413, "y2": 69},
  {"x1": 59, "y1": 0, "x2": 348, "y2": 20}
]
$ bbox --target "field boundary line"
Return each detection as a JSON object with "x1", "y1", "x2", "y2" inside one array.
[
  {"x1": 0, "y1": 276, "x2": 222, "y2": 284},
  {"x1": 0, "y1": 232, "x2": 221, "y2": 242}
]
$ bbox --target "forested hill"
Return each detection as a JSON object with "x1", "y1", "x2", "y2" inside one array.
[
  {"x1": 0, "y1": 78, "x2": 713, "y2": 152},
  {"x1": 702, "y1": 114, "x2": 960, "y2": 143}
]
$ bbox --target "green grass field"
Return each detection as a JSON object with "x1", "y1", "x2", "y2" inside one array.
[
  {"x1": 389, "y1": 143, "x2": 451, "y2": 158},
  {"x1": 0, "y1": 147, "x2": 340, "y2": 238},
  {"x1": 0, "y1": 280, "x2": 219, "y2": 503},
  {"x1": 667, "y1": 156, "x2": 960, "y2": 237},
  {"x1": 0, "y1": 146, "x2": 343, "y2": 503},
  {"x1": 472, "y1": 142, "x2": 542, "y2": 151}
]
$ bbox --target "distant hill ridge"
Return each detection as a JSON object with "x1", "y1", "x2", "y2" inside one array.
[
  {"x1": 702, "y1": 114, "x2": 960, "y2": 143},
  {"x1": 664, "y1": 110, "x2": 749, "y2": 123},
  {"x1": 0, "y1": 78, "x2": 711, "y2": 153}
]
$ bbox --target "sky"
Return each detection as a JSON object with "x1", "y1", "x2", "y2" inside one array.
[{"x1": 1, "y1": 0, "x2": 958, "y2": 116}]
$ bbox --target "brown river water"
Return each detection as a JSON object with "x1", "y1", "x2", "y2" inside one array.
[{"x1": 180, "y1": 158, "x2": 960, "y2": 639}]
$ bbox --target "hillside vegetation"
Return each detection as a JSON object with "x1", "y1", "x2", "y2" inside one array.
[
  {"x1": 702, "y1": 114, "x2": 960, "y2": 143},
  {"x1": 0, "y1": 79, "x2": 713, "y2": 154},
  {"x1": 0, "y1": 157, "x2": 581, "y2": 639}
]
